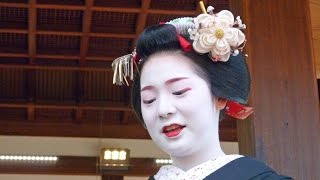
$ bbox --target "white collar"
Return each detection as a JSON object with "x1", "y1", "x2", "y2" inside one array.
[{"x1": 154, "y1": 154, "x2": 243, "y2": 180}]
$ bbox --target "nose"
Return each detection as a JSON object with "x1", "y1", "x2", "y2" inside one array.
[{"x1": 157, "y1": 95, "x2": 176, "y2": 119}]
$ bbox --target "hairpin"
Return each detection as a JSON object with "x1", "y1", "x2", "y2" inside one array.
[{"x1": 112, "y1": 48, "x2": 139, "y2": 86}]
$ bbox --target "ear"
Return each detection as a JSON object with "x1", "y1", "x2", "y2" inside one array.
[{"x1": 215, "y1": 97, "x2": 227, "y2": 110}]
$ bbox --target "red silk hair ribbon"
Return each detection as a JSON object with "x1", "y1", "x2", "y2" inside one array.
[
  {"x1": 178, "y1": 34, "x2": 192, "y2": 52},
  {"x1": 226, "y1": 101, "x2": 253, "y2": 120}
]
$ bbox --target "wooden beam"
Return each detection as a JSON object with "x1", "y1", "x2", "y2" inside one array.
[
  {"x1": 0, "y1": 2, "x2": 194, "y2": 15},
  {"x1": 39, "y1": 31, "x2": 136, "y2": 38},
  {"x1": 0, "y1": 102, "x2": 132, "y2": 111},
  {"x1": 0, "y1": 29, "x2": 28, "y2": 34},
  {"x1": 38, "y1": 31, "x2": 82, "y2": 36},
  {"x1": 74, "y1": 109, "x2": 83, "y2": 124},
  {"x1": 36, "y1": 4, "x2": 85, "y2": 10},
  {"x1": 0, "y1": 64, "x2": 113, "y2": 72},
  {"x1": 27, "y1": 106, "x2": 35, "y2": 121},
  {"x1": 0, "y1": 2, "x2": 28, "y2": 8},
  {"x1": 0, "y1": 53, "x2": 115, "y2": 61},
  {"x1": 89, "y1": 33, "x2": 136, "y2": 39},
  {"x1": 36, "y1": 54, "x2": 80, "y2": 60},
  {"x1": 135, "y1": 0, "x2": 151, "y2": 36},
  {"x1": 0, "y1": 29, "x2": 136, "y2": 39},
  {"x1": 74, "y1": 0, "x2": 94, "y2": 123},
  {"x1": 0, "y1": 121, "x2": 150, "y2": 139},
  {"x1": 28, "y1": 0, "x2": 36, "y2": 62},
  {"x1": 38, "y1": 31, "x2": 136, "y2": 39},
  {"x1": 80, "y1": 0, "x2": 94, "y2": 65},
  {"x1": 26, "y1": 0, "x2": 37, "y2": 121},
  {"x1": 230, "y1": 0, "x2": 320, "y2": 179},
  {"x1": 0, "y1": 2, "x2": 197, "y2": 15},
  {"x1": 91, "y1": 7, "x2": 140, "y2": 13},
  {"x1": 0, "y1": 156, "x2": 158, "y2": 176},
  {"x1": 0, "y1": 53, "x2": 29, "y2": 58}
]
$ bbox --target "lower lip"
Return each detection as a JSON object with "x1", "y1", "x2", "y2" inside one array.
[{"x1": 164, "y1": 127, "x2": 184, "y2": 138}]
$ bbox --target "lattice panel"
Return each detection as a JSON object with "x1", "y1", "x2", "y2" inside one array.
[
  {"x1": 37, "y1": 9, "x2": 83, "y2": 32},
  {"x1": 86, "y1": 60, "x2": 112, "y2": 68},
  {"x1": 37, "y1": 35, "x2": 80, "y2": 55},
  {"x1": 0, "y1": 68, "x2": 26, "y2": 99},
  {"x1": 0, "y1": 33, "x2": 28, "y2": 53},
  {"x1": 0, "y1": 0, "x2": 27, "y2": 3},
  {"x1": 0, "y1": 7, "x2": 28, "y2": 29},
  {"x1": 35, "y1": 58, "x2": 79, "y2": 66},
  {"x1": 146, "y1": 14, "x2": 190, "y2": 27},
  {"x1": 37, "y1": 0, "x2": 85, "y2": 6},
  {"x1": 91, "y1": 11, "x2": 138, "y2": 33},
  {"x1": 34, "y1": 70, "x2": 76, "y2": 101},
  {"x1": 207, "y1": 0, "x2": 230, "y2": 11},
  {"x1": 88, "y1": 37, "x2": 132, "y2": 56},
  {"x1": 0, "y1": 57, "x2": 28, "y2": 64},
  {"x1": 83, "y1": 71, "x2": 127, "y2": 102},
  {"x1": 150, "y1": 0, "x2": 197, "y2": 10},
  {"x1": 94, "y1": 0, "x2": 141, "y2": 8}
]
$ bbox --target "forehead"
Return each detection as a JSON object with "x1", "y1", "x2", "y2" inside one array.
[{"x1": 140, "y1": 53, "x2": 198, "y2": 85}]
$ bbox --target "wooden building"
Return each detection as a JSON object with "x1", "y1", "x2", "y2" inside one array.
[{"x1": 0, "y1": 0, "x2": 319, "y2": 179}]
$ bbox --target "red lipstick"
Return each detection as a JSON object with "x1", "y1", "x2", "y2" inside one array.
[{"x1": 162, "y1": 124, "x2": 185, "y2": 138}]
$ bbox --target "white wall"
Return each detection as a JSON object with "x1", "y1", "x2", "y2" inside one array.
[
  {"x1": 0, "y1": 136, "x2": 238, "y2": 157},
  {"x1": 0, "y1": 174, "x2": 149, "y2": 180}
]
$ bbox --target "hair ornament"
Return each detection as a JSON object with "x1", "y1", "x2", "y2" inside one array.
[
  {"x1": 188, "y1": 4, "x2": 246, "y2": 62},
  {"x1": 111, "y1": 49, "x2": 139, "y2": 86},
  {"x1": 226, "y1": 101, "x2": 253, "y2": 120},
  {"x1": 178, "y1": 34, "x2": 192, "y2": 52},
  {"x1": 164, "y1": 1, "x2": 247, "y2": 62}
]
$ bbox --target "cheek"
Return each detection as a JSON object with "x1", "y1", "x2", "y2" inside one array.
[
  {"x1": 141, "y1": 105, "x2": 156, "y2": 128},
  {"x1": 181, "y1": 90, "x2": 213, "y2": 110}
]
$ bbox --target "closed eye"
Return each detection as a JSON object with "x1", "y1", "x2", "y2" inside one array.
[
  {"x1": 172, "y1": 88, "x2": 191, "y2": 95},
  {"x1": 143, "y1": 98, "x2": 156, "y2": 104}
]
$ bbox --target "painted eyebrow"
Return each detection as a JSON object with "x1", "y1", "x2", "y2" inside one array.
[
  {"x1": 165, "y1": 77, "x2": 189, "y2": 85},
  {"x1": 140, "y1": 77, "x2": 189, "y2": 92}
]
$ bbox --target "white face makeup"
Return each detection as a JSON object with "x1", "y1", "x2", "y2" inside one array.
[{"x1": 140, "y1": 52, "x2": 221, "y2": 157}]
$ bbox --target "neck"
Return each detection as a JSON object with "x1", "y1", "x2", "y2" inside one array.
[{"x1": 170, "y1": 137, "x2": 225, "y2": 171}]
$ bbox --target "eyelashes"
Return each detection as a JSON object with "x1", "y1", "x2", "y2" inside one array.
[
  {"x1": 172, "y1": 88, "x2": 191, "y2": 95},
  {"x1": 142, "y1": 88, "x2": 191, "y2": 104},
  {"x1": 143, "y1": 98, "x2": 156, "y2": 104}
]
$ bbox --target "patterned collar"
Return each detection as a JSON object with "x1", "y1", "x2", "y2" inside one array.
[{"x1": 154, "y1": 154, "x2": 243, "y2": 180}]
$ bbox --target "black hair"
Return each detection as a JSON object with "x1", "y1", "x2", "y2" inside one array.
[{"x1": 132, "y1": 24, "x2": 250, "y2": 127}]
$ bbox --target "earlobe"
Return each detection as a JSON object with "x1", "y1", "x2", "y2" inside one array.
[{"x1": 215, "y1": 98, "x2": 227, "y2": 110}]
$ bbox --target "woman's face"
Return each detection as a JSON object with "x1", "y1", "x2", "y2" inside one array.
[{"x1": 140, "y1": 52, "x2": 221, "y2": 157}]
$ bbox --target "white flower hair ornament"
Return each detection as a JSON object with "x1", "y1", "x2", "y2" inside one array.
[{"x1": 173, "y1": 5, "x2": 247, "y2": 62}]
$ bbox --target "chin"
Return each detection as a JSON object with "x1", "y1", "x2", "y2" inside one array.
[
  {"x1": 158, "y1": 139, "x2": 196, "y2": 157},
  {"x1": 164, "y1": 146, "x2": 195, "y2": 157}
]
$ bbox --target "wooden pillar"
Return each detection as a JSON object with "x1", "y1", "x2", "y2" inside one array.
[{"x1": 229, "y1": 0, "x2": 320, "y2": 179}]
